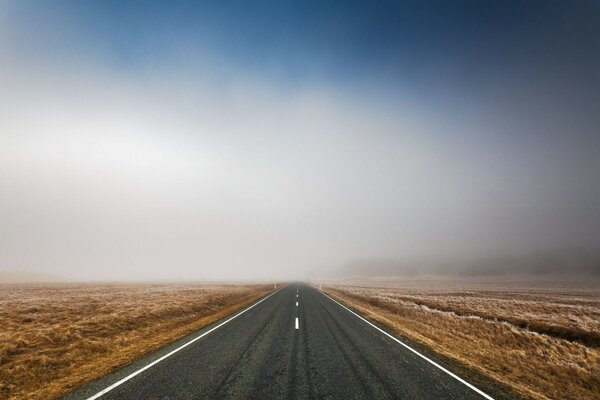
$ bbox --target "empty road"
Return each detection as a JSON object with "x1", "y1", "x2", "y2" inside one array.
[{"x1": 65, "y1": 284, "x2": 498, "y2": 400}]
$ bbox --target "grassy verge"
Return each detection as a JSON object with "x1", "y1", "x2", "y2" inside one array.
[
  {"x1": 321, "y1": 281, "x2": 600, "y2": 400},
  {"x1": 0, "y1": 283, "x2": 272, "y2": 399}
]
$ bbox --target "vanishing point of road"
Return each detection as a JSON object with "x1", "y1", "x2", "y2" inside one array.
[{"x1": 65, "y1": 283, "x2": 501, "y2": 400}]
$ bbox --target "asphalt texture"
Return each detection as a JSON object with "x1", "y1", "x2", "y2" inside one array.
[{"x1": 65, "y1": 283, "x2": 493, "y2": 400}]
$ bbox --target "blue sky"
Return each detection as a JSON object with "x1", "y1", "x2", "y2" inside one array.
[
  {"x1": 8, "y1": 1, "x2": 600, "y2": 93},
  {"x1": 1, "y1": 1, "x2": 599, "y2": 280},
  {"x1": 6, "y1": 0, "x2": 599, "y2": 140}
]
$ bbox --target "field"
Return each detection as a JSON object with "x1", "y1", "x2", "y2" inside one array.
[
  {"x1": 0, "y1": 282, "x2": 272, "y2": 400},
  {"x1": 321, "y1": 279, "x2": 600, "y2": 400}
]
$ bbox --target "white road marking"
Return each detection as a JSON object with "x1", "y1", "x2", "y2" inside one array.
[
  {"x1": 296, "y1": 302, "x2": 298, "y2": 306},
  {"x1": 295, "y1": 317, "x2": 299, "y2": 329},
  {"x1": 296, "y1": 294, "x2": 298, "y2": 297},
  {"x1": 84, "y1": 288, "x2": 282, "y2": 400},
  {"x1": 319, "y1": 290, "x2": 495, "y2": 400}
]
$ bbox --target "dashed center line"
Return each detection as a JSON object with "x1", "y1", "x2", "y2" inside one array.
[
  {"x1": 296, "y1": 301, "x2": 298, "y2": 306},
  {"x1": 295, "y1": 317, "x2": 299, "y2": 330}
]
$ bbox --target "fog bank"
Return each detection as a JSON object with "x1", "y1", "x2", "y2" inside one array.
[{"x1": 1, "y1": 2, "x2": 599, "y2": 281}]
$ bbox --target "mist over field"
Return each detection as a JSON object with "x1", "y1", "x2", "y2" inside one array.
[
  {"x1": 1, "y1": 1, "x2": 600, "y2": 282},
  {"x1": 331, "y1": 250, "x2": 600, "y2": 280}
]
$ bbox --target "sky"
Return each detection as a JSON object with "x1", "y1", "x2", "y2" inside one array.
[{"x1": 1, "y1": 0, "x2": 599, "y2": 280}]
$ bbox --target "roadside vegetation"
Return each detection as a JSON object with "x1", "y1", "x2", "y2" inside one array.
[
  {"x1": 0, "y1": 283, "x2": 272, "y2": 399},
  {"x1": 322, "y1": 280, "x2": 600, "y2": 400}
]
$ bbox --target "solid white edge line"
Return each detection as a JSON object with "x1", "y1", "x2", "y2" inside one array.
[
  {"x1": 85, "y1": 288, "x2": 282, "y2": 400},
  {"x1": 318, "y1": 289, "x2": 495, "y2": 400},
  {"x1": 295, "y1": 317, "x2": 299, "y2": 329}
]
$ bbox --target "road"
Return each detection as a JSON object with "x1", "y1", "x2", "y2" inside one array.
[{"x1": 65, "y1": 283, "x2": 497, "y2": 400}]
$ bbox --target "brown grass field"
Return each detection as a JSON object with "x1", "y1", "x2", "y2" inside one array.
[
  {"x1": 321, "y1": 279, "x2": 600, "y2": 400},
  {"x1": 0, "y1": 282, "x2": 272, "y2": 400}
]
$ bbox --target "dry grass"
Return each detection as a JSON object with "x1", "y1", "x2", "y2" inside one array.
[
  {"x1": 0, "y1": 282, "x2": 272, "y2": 400},
  {"x1": 321, "y1": 280, "x2": 600, "y2": 400}
]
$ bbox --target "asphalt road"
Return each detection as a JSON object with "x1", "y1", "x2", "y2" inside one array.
[{"x1": 65, "y1": 283, "x2": 496, "y2": 400}]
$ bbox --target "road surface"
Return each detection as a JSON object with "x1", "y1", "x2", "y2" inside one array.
[{"x1": 65, "y1": 283, "x2": 498, "y2": 400}]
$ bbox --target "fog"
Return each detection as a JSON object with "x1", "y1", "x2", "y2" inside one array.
[{"x1": 1, "y1": 2, "x2": 599, "y2": 281}]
